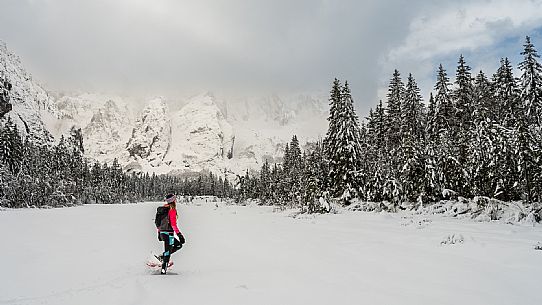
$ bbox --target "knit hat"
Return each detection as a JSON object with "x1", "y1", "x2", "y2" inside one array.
[{"x1": 165, "y1": 194, "x2": 176, "y2": 203}]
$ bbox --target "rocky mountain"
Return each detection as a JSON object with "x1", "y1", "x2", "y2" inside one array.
[
  {"x1": 0, "y1": 41, "x2": 58, "y2": 143},
  {"x1": 124, "y1": 97, "x2": 171, "y2": 170},
  {"x1": 53, "y1": 93, "x2": 134, "y2": 163},
  {"x1": 164, "y1": 93, "x2": 234, "y2": 173},
  {"x1": 1, "y1": 41, "x2": 328, "y2": 177}
]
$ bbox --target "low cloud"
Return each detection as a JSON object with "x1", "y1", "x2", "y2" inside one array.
[{"x1": 1, "y1": 0, "x2": 541, "y2": 116}]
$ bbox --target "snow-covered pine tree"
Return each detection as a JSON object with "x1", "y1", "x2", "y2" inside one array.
[
  {"x1": 0, "y1": 75, "x2": 12, "y2": 118},
  {"x1": 289, "y1": 135, "x2": 302, "y2": 166},
  {"x1": 0, "y1": 117, "x2": 23, "y2": 174},
  {"x1": 400, "y1": 74, "x2": 425, "y2": 202},
  {"x1": 470, "y1": 68, "x2": 519, "y2": 201},
  {"x1": 385, "y1": 70, "x2": 404, "y2": 152},
  {"x1": 259, "y1": 159, "x2": 271, "y2": 204},
  {"x1": 217, "y1": 176, "x2": 224, "y2": 198},
  {"x1": 374, "y1": 100, "x2": 387, "y2": 155},
  {"x1": 454, "y1": 55, "x2": 474, "y2": 128},
  {"x1": 453, "y1": 55, "x2": 474, "y2": 196},
  {"x1": 288, "y1": 135, "x2": 303, "y2": 206},
  {"x1": 519, "y1": 36, "x2": 542, "y2": 126},
  {"x1": 424, "y1": 92, "x2": 438, "y2": 202},
  {"x1": 364, "y1": 100, "x2": 388, "y2": 202},
  {"x1": 224, "y1": 175, "x2": 233, "y2": 198},
  {"x1": 434, "y1": 64, "x2": 454, "y2": 135},
  {"x1": 433, "y1": 64, "x2": 465, "y2": 198},
  {"x1": 473, "y1": 70, "x2": 492, "y2": 120},
  {"x1": 110, "y1": 158, "x2": 124, "y2": 201},
  {"x1": 323, "y1": 78, "x2": 342, "y2": 159},
  {"x1": 492, "y1": 58, "x2": 519, "y2": 127},
  {"x1": 402, "y1": 74, "x2": 425, "y2": 144},
  {"x1": 323, "y1": 80, "x2": 364, "y2": 203},
  {"x1": 270, "y1": 163, "x2": 283, "y2": 205},
  {"x1": 283, "y1": 143, "x2": 291, "y2": 173},
  {"x1": 518, "y1": 36, "x2": 542, "y2": 204},
  {"x1": 302, "y1": 141, "x2": 328, "y2": 213},
  {"x1": 425, "y1": 92, "x2": 437, "y2": 144},
  {"x1": 68, "y1": 126, "x2": 85, "y2": 154}
]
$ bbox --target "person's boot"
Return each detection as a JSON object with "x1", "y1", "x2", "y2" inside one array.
[{"x1": 161, "y1": 255, "x2": 170, "y2": 274}]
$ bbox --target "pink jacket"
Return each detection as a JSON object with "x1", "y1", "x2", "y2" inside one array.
[{"x1": 169, "y1": 209, "x2": 180, "y2": 234}]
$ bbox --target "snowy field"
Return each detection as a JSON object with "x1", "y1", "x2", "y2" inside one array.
[{"x1": 1, "y1": 199, "x2": 541, "y2": 305}]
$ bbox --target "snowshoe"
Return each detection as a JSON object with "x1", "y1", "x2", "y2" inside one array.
[{"x1": 146, "y1": 260, "x2": 173, "y2": 269}]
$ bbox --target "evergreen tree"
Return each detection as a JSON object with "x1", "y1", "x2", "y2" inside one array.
[
  {"x1": 0, "y1": 75, "x2": 12, "y2": 118},
  {"x1": 402, "y1": 73, "x2": 425, "y2": 143},
  {"x1": 259, "y1": 160, "x2": 271, "y2": 204},
  {"x1": 473, "y1": 70, "x2": 492, "y2": 120},
  {"x1": 434, "y1": 64, "x2": 454, "y2": 134},
  {"x1": 400, "y1": 74, "x2": 425, "y2": 202},
  {"x1": 302, "y1": 141, "x2": 328, "y2": 213},
  {"x1": 519, "y1": 36, "x2": 542, "y2": 126},
  {"x1": 492, "y1": 58, "x2": 519, "y2": 127},
  {"x1": 0, "y1": 117, "x2": 23, "y2": 174},
  {"x1": 323, "y1": 80, "x2": 364, "y2": 203},
  {"x1": 454, "y1": 55, "x2": 474, "y2": 129},
  {"x1": 287, "y1": 135, "x2": 303, "y2": 206},
  {"x1": 453, "y1": 55, "x2": 474, "y2": 195},
  {"x1": 426, "y1": 92, "x2": 438, "y2": 144},
  {"x1": 385, "y1": 70, "x2": 404, "y2": 151},
  {"x1": 518, "y1": 36, "x2": 542, "y2": 203}
]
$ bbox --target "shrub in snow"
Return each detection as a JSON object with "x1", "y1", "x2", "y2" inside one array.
[
  {"x1": 441, "y1": 189, "x2": 458, "y2": 200},
  {"x1": 441, "y1": 234, "x2": 464, "y2": 245},
  {"x1": 524, "y1": 211, "x2": 539, "y2": 226},
  {"x1": 319, "y1": 196, "x2": 331, "y2": 213}
]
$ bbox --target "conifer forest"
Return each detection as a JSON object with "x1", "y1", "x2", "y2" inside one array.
[{"x1": 1, "y1": 36, "x2": 541, "y2": 222}]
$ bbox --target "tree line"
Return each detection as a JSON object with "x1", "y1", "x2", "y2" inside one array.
[
  {"x1": 0, "y1": 103, "x2": 234, "y2": 207},
  {"x1": 238, "y1": 36, "x2": 542, "y2": 218}
]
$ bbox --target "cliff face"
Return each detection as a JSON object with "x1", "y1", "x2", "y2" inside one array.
[
  {"x1": 163, "y1": 93, "x2": 235, "y2": 173},
  {"x1": 125, "y1": 97, "x2": 171, "y2": 168},
  {"x1": 0, "y1": 42, "x2": 58, "y2": 143}
]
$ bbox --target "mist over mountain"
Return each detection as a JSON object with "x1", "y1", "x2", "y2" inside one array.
[{"x1": 0, "y1": 41, "x2": 328, "y2": 177}]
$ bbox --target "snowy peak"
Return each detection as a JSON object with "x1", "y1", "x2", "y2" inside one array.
[
  {"x1": 126, "y1": 97, "x2": 171, "y2": 168},
  {"x1": 83, "y1": 99, "x2": 132, "y2": 158},
  {"x1": 164, "y1": 93, "x2": 234, "y2": 172},
  {"x1": 53, "y1": 93, "x2": 133, "y2": 161}
]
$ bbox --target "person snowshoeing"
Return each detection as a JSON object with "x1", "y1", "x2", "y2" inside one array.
[{"x1": 155, "y1": 194, "x2": 185, "y2": 274}]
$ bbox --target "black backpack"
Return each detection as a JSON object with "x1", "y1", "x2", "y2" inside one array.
[{"x1": 155, "y1": 206, "x2": 172, "y2": 231}]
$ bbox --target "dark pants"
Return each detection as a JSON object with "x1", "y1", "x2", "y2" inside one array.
[{"x1": 159, "y1": 232, "x2": 184, "y2": 268}]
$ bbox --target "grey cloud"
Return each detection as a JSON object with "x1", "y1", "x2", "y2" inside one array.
[
  {"x1": 0, "y1": 0, "x2": 423, "y2": 111},
  {"x1": 2, "y1": 0, "x2": 539, "y2": 117}
]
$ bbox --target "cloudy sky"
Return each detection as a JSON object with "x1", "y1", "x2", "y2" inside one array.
[{"x1": 1, "y1": 0, "x2": 542, "y2": 114}]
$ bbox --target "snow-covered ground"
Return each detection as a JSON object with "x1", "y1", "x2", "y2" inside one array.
[{"x1": 1, "y1": 199, "x2": 541, "y2": 305}]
